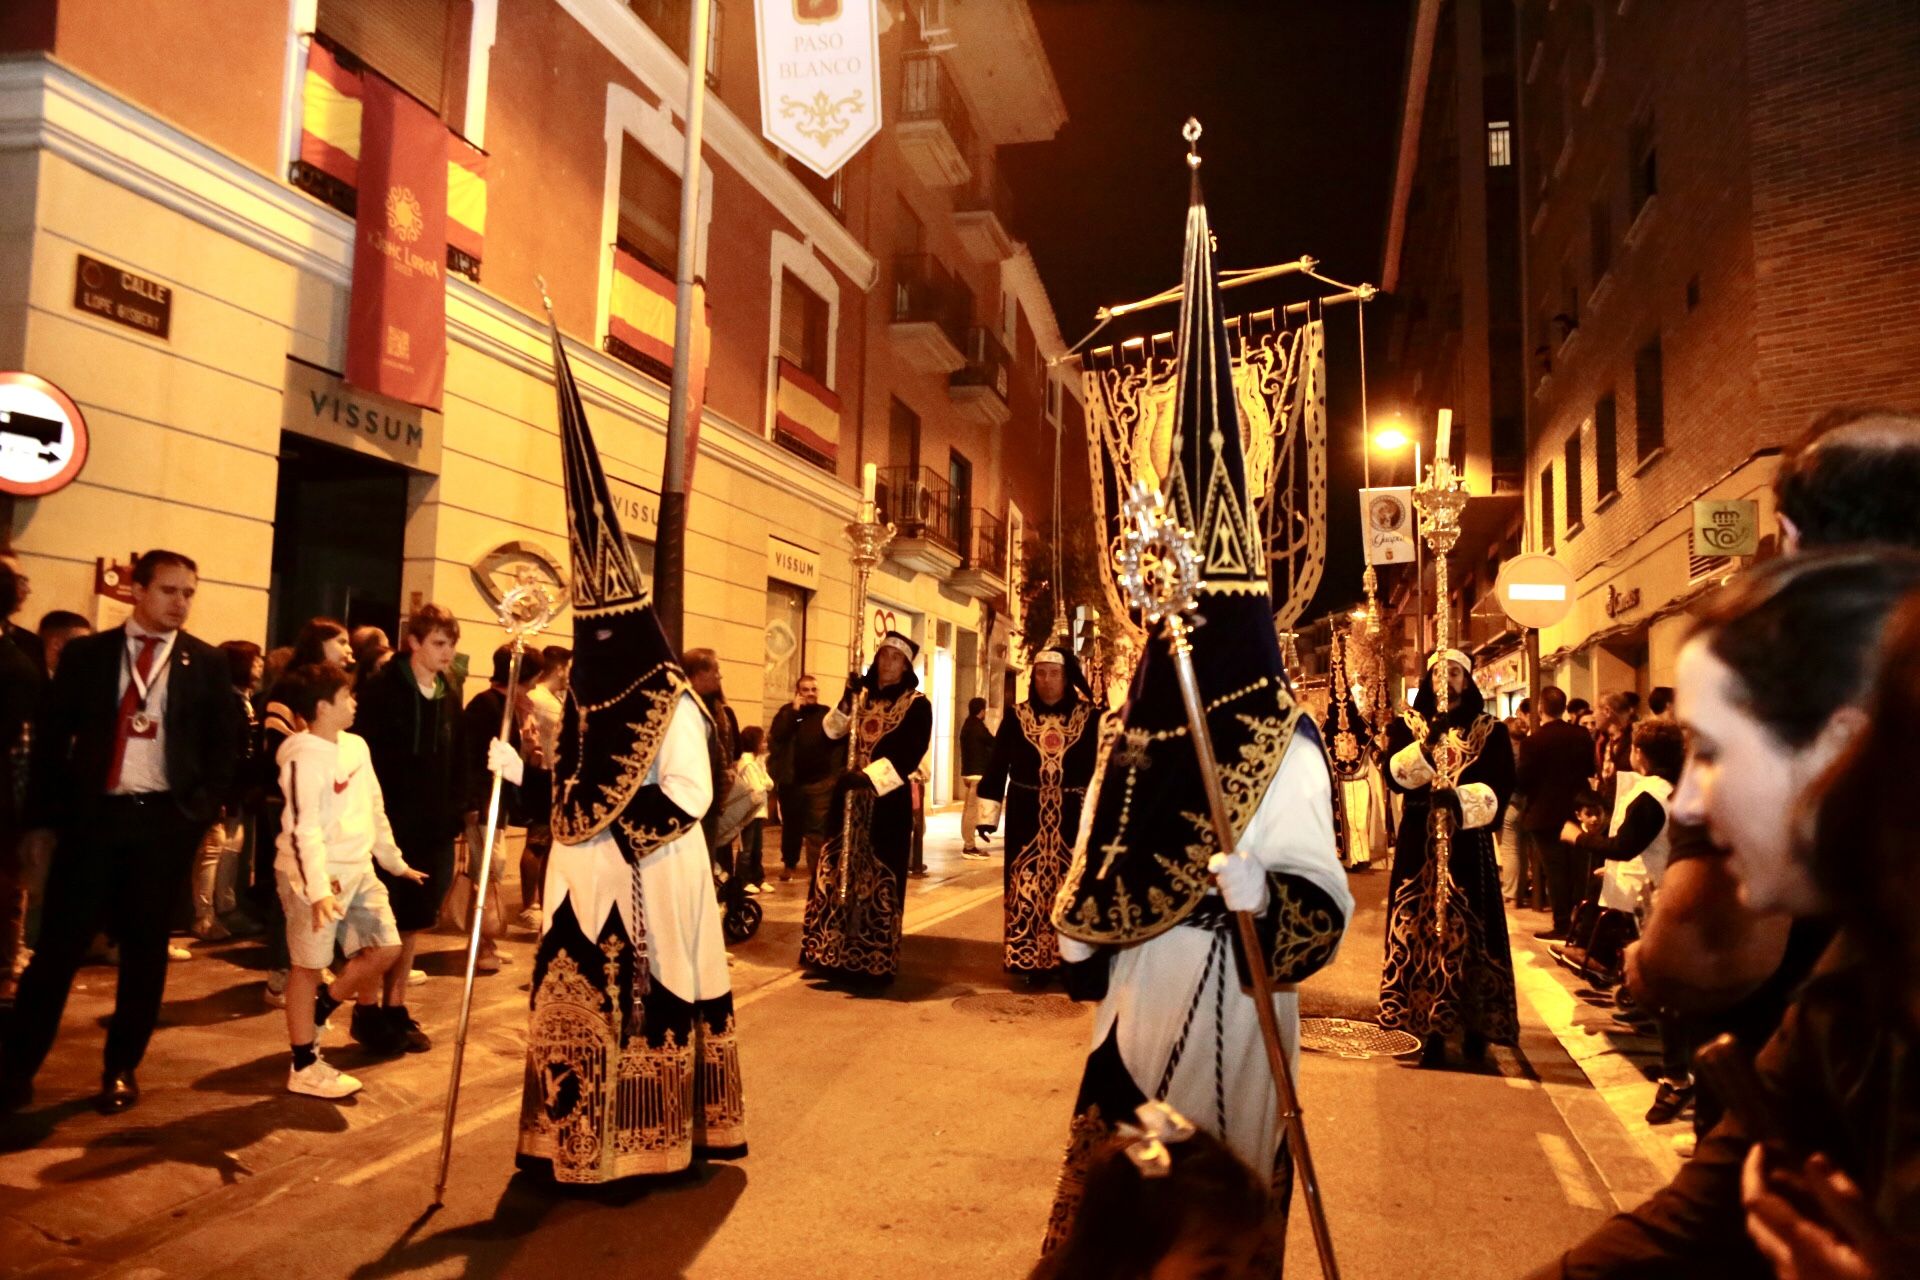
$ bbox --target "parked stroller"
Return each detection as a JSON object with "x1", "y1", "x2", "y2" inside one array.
[{"x1": 710, "y1": 781, "x2": 763, "y2": 945}]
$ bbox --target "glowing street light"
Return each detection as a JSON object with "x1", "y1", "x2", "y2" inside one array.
[{"x1": 1371, "y1": 425, "x2": 1411, "y2": 452}]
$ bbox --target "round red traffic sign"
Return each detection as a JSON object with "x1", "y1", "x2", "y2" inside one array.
[
  {"x1": 1495, "y1": 552, "x2": 1576, "y2": 630},
  {"x1": 0, "y1": 373, "x2": 89, "y2": 497}
]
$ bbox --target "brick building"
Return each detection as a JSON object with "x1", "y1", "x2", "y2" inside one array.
[
  {"x1": 1516, "y1": 0, "x2": 1920, "y2": 698},
  {"x1": 0, "y1": 0, "x2": 1084, "y2": 804}
]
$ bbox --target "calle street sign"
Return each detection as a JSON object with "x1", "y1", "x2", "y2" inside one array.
[{"x1": 1494, "y1": 552, "x2": 1576, "y2": 631}]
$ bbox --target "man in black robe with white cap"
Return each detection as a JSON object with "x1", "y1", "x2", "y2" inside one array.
[{"x1": 800, "y1": 630, "x2": 932, "y2": 988}]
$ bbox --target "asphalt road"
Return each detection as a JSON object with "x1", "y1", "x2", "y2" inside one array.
[{"x1": 0, "y1": 814, "x2": 1634, "y2": 1278}]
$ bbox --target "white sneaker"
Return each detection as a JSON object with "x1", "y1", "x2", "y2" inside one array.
[
  {"x1": 407, "y1": 968, "x2": 427, "y2": 987},
  {"x1": 288, "y1": 1056, "x2": 362, "y2": 1099},
  {"x1": 167, "y1": 944, "x2": 192, "y2": 961},
  {"x1": 743, "y1": 883, "x2": 761, "y2": 895},
  {"x1": 516, "y1": 908, "x2": 543, "y2": 933}
]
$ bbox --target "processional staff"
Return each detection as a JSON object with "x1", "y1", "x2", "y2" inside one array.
[
  {"x1": 834, "y1": 464, "x2": 896, "y2": 911},
  {"x1": 1411, "y1": 409, "x2": 1470, "y2": 938}
]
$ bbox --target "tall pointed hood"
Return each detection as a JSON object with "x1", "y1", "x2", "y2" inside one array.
[
  {"x1": 1053, "y1": 142, "x2": 1305, "y2": 946},
  {"x1": 542, "y1": 304, "x2": 702, "y2": 857}
]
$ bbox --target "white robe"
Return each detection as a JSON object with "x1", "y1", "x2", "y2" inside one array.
[
  {"x1": 1087, "y1": 735, "x2": 1354, "y2": 1176},
  {"x1": 541, "y1": 691, "x2": 729, "y2": 1004}
]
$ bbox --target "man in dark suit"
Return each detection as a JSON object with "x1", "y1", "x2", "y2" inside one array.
[
  {"x1": 0, "y1": 549, "x2": 239, "y2": 1114},
  {"x1": 1515, "y1": 684, "x2": 1599, "y2": 939}
]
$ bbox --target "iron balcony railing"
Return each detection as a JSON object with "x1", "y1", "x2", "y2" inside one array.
[
  {"x1": 891, "y1": 255, "x2": 969, "y2": 352},
  {"x1": 876, "y1": 465, "x2": 955, "y2": 549},
  {"x1": 951, "y1": 327, "x2": 1012, "y2": 402},
  {"x1": 900, "y1": 49, "x2": 975, "y2": 163},
  {"x1": 965, "y1": 507, "x2": 1007, "y2": 574},
  {"x1": 954, "y1": 159, "x2": 1014, "y2": 227}
]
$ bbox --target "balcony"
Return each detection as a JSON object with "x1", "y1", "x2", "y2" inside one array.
[
  {"x1": 876, "y1": 465, "x2": 963, "y2": 578},
  {"x1": 889, "y1": 256, "x2": 968, "y2": 375},
  {"x1": 950, "y1": 508, "x2": 1008, "y2": 601},
  {"x1": 953, "y1": 162, "x2": 1015, "y2": 262},
  {"x1": 949, "y1": 328, "x2": 1012, "y2": 427},
  {"x1": 897, "y1": 51, "x2": 974, "y2": 189}
]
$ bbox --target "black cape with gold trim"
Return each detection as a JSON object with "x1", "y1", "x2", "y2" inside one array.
[{"x1": 979, "y1": 664, "x2": 1101, "y2": 975}]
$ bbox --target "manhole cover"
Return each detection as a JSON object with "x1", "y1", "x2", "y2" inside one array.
[
  {"x1": 951, "y1": 992, "x2": 1087, "y2": 1021},
  {"x1": 1298, "y1": 1017, "x2": 1422, "y2": 1059}
]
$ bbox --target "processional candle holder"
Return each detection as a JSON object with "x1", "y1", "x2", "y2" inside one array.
[
  {"x1": 1411, "y1": 437, "x2": 1470, "y2": 938},
  {"x1": 836, "y1": 467, "x2": 896, "y2": 907}
]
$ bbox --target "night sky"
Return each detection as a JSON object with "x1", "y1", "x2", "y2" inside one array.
[{"x1": 1001, "y1": 0, "x2": 1413, "y2": 622}]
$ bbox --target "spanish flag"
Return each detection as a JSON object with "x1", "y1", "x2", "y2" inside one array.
[
  {"x1": 608, "y1": 247, "x2": 678, "y2": 368},
  {"x1": 297, "y1": 40, "x2": 488, "y2": 264},
  {"x1": 774, "y1": 358, "x2": 842, "y2": 464}
]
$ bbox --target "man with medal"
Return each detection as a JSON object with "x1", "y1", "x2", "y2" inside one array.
[{"x1": 2, "y1": 550, "x2": 240, "y2": 1115}]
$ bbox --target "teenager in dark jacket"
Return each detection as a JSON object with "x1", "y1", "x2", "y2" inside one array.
[{"x1": 353, "y1": 604, "x2": 463, "y2": 1054}]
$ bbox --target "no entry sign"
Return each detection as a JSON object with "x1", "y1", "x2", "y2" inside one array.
[
  {"x1": 0, "y1": 373, "x2": 89, "y2": 497},
  {"x1": 1495, "y1": 553, "x2": 1576, "y2": 631}
]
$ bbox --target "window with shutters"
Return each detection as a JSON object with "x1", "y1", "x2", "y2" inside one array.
[
  {"x1": 1634, "y1": 335, "x2": 1665, "y2": 458},
  {"x1": 316, "y1": 0, "x2": 460, "y2": 119},
  {"x1": 618, "y1": 135, "x2": 681, "y2": 275},
  {"x1": 1564, "y1": 432, "x2": 1583, "y2": 534},
  {"x1": 779, "y1": 271, "x2": 830, "y2": 381},
  {"x1": 629, "y1": 0, "x2": 721, "y2": 86},
  {"x1": 1539, "y1": 464, "x2": 1555, "y2": 553},
  {"x1": 1594, "y1": 393, "x2": 1618, "y2": 501}
]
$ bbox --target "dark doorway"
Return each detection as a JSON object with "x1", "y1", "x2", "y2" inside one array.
[{"x1": 268, "y1": 434, "x2": 408, "y2": 648}]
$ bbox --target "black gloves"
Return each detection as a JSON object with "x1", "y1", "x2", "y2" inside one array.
[
  {"x1": 834, "y1": 768, "x2": 876, "y2": 797},
  {"x1": 840, "y1": 672, "x2": 862, "y2": 711},
  {"x1": 976, "y1": 825, "x2": 995, "y2": 843}
]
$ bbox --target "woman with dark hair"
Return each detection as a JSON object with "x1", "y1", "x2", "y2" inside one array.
[
  {"x1": 288, "y1": 617, "x2": 351, "y2": 671},
  {"x1": 191, "y1": 641, "x2": 264, "y2": 940},
  {"x1": 1531, "y1": 550, "x2": 1920, "y2": 1278},
  {"x1": 1379, "y1": 650, "x2": 1518, "y2": 1067}
]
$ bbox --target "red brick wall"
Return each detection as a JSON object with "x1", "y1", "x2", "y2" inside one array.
[
  {"x1": 1745, "y1": 0, "x2": 1920, "y2": 436},
  {"x1": 1520, "y1": 0, "x2": 1761, "y2": 580}
]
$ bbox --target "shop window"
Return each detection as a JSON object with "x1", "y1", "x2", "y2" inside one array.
[
  {"x1": 764, "y1": 580, "x2": 809, "y2": 730},
  {"x1": 619, "y1": 135, "x2": 681, "y2": 277},
  {"x1": 779, "y1": 271, "x2": 830, "y2": 382},
  {"x1": 1634, "y1": 335, "x2": 1665, "y2": 458},
  {"x1": 1594, "y1": 393, "x2": 1618, "y2": 500},
  {"x1": 316, "y1": 0, "x2": 457, "y2": 117}
]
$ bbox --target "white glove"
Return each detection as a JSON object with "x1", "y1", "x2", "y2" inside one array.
[
  {"x1": 1208, "y1": 849, "x2": 1271, "y2": 914},
  {"x1": 1057, "y1": 934, "x2": 1096, "y2": 964},
  {"x1": 487, "y1": 737, "x2": 525, "y2": 786}
]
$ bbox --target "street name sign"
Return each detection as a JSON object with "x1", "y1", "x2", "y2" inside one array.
[{"x1": 1495, "y1": 553, "x2": 1576, "y2": 630}]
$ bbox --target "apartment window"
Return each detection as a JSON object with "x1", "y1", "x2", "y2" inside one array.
[
  {"x1": 950, "y1": 450, "x2": 973, "y2": 557},
  {"x1": 1539, "y1": 465, "x2": 1556, "y2": 553},
  {"x1": 1589, "y1": 197, "x2": 1612, "y2": 280},
  {"x1": 1487, "y1": 121, "x2": 1512, "y2": 168},
  {"x1": 893, "y1": 197, "x2": 924, "y2": 256},
  {"x1": 618, "y1": 135, "x2": 680, "y2": 275},
  {"x1": 1628, "y1": 112, "x2": 1658, "y2": 218},
  {"x1": 316, "y1": 0, "x2": 456, "y2": 116},
  {"x1": 1559, "y1": 263, "x2": 1581, "y2": 342},
  {"x1": 1634, "y1": 335, "x2": 1665, "y2": 457},
  {"x1": 888, "y1": 397, "x2": 920, "y2": 474},
  {"x1": 786, "y1": 156, "x2": 844, "y2": 217},
  {"x1": 629, "y1": 0, "x2": 721, "y2": 85},
  {"x1": 1564, "y1": 432, "x2": 1583, "y2": 533},
  {"x1": 1594, "y1": 394, "x2": 1619, "y2": 500},
  {"x1": 779, "y1": 270, "x2": 830, "y2": 381}
]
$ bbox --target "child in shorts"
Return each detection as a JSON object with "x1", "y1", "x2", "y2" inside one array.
[{"x1": 275, "y1": 663, "x2": 427, "y2": 1098}]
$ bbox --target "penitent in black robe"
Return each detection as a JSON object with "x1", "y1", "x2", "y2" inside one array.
[
  {"x1": 800, "y1": 679, "x2": 932, "y2": 980},
  {"x1": 977, "y1": 695, "x2": 1101, "y2": 974},
  {"x1": 1378, "y1": 678, "x2": 1519, "y2": 1046}
]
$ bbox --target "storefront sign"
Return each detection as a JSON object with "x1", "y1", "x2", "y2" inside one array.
[
  {"x1": 767, "y1": 535, "x2": 820, "y2": 589},
  {"x1": 866, "y1": 598, "x2": 919, "y2": 669},
  {"x1": 0, "y1": 372, "x2": 89, "y2": 497},
  {"x1": 345, "y1": 75, "x2": 447, "y2": 409},
  {"x1": 1359, "y1": 487, "x2": 1416, "y2": 565},
  {"x1": 282, "y1": 359, "x2": 442, "y2": 473},
  {"x1": 606, "y1": 475, "x2": 660, "y2": 542},
  {"x1": 755, "y1": 0, "x2": 882, "y2": 179},
  {"x1": 1693, "y1": 499, "x2": 1759, "y2": 558},
  {"x1": 73, "y1": 254, "x2": 171, "y2": 341},
  {"x1": 1604, "y1": 584, "x2": 1641, "y2": 618}
]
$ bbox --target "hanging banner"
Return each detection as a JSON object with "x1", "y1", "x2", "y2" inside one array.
[
  {"x1": 755, "y1": 0, "x2": 883, "y2": 179},
  {"x1": 1360, "y1": 487, "x2": 1417, "y2": 565},
  {"x1": 345, "y1": 75, "x2": 447, "y2": 410}
]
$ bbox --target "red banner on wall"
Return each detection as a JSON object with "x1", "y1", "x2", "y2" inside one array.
[{"x1": 346, "y1": 76, "x2": 447, "y2": 409}]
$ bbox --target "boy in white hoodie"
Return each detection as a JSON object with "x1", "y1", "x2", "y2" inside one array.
[{"x1": 276, "y1": 664, "x2": 426, "y2": 1098}]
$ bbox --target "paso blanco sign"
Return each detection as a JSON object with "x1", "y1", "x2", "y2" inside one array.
[{"x1": 755, "y1": 0, "x2": 882, "y2": 179}]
